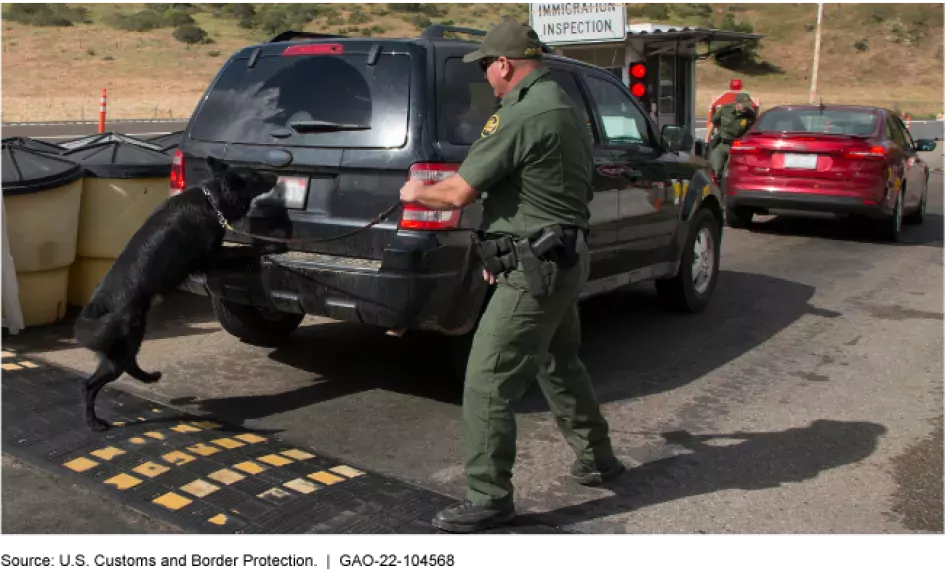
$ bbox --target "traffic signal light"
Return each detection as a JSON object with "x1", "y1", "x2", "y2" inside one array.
[{"x1": 629, "y1": 62, "x2": 647, "y2": 99}]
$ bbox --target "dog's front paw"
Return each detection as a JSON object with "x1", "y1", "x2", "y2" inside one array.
[{"x1": 144, "y1": 371, "x2": 162, "y2": 383}]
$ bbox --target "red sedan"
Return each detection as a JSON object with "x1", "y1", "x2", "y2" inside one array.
[{"x1": 723, "y1": 105, "x2": 937, "y2": 241}]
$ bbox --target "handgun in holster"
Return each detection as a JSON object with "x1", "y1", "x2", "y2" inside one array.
[{"x1": 519, "y1": 226, "x2": 568, "y2": 299}]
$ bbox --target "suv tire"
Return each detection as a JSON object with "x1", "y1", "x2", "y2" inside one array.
[
  {"x1": 724, "y1": 207, "x2": 753, "y2": 229},
  {"x1": 656, "y1": 207, "x2": 721, "y2": 313},
  {"x1": 210, "y1": 296, "x2": 304, "y2": 347}
]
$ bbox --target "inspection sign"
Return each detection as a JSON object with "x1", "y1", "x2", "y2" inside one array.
[{"x1": 530, "y1": 3, "x2": 627, "y2": 45}]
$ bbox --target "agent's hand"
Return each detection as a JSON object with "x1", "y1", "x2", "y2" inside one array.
[
  {"x1": 399, "y1": 179, "x2": 425, "y2": 204},
  {"x1": 483, "y1": 269, "x2": 496, "y2": 285}
]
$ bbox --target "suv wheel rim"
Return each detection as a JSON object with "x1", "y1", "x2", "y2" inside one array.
[{"x1": 691, "y1": 227, "x2": 715, "y2": 294}]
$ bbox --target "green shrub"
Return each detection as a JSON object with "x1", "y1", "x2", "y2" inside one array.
[
  {"x1": 207, "y1": 50, "x2": 221, "y2": 57},
  {"x1": 854, "y1": 39, "x2": 869, "y2": 52},
  {"x1": 2, "y1": 4, "x2": 90, "y2": 27},
  {"x1": 348, "y1": 10, "x2": 370, "y2": 25},
  {"x1": 163, "y1": 9, "x2": 195, "y2": 27},
  {"x1": 106, "y1": 11, "x2": 165, "y2": 32},
  {"x1": 173, "y1": 24, "x2": 210, "y2": 46}
]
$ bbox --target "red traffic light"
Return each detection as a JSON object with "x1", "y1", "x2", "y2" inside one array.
[
  {"x1": 630, "y1": 63, "x2": 647, "y2": 78},
  {"x1": 630, "y1": 82, "x2": 646, "y2": 98}
]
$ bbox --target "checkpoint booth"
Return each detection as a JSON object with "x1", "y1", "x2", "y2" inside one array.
[{"x1": 529, "y1": 5, "x2": 764, "y2": 156}]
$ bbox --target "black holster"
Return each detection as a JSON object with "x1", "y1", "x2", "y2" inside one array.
[{"x1": 475, "y1": 226, "x2": 577, "y2": 299}]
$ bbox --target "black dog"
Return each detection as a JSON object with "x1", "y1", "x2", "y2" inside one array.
[{"x1": 74, "y1": 157, "x2": 278, "y2": 431}]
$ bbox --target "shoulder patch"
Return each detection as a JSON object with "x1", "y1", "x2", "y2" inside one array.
[
  {"x1": 481, "y1": 114, "x2": 500, "y2": 137},
  {"x1": 740, "y1": 119, "x2": 747, "y2": 127}
]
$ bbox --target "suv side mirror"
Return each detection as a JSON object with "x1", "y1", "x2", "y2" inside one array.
[
  {"x1": 661, "y1": 124, "x2": 694, "y2": 152},
  {"x1": 916, "y1": 139, "x2": 938, "y2": 152}
]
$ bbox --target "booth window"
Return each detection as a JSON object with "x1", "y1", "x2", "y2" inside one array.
[{"x1": 585, "y1": 76, "x2": 652, "y2": 147}]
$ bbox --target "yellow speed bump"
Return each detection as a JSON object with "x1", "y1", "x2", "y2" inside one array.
[
  {"x1": 63, "y1": 457, "x2": 98, "y2": 472},
  {"x1": 308, "y1": 471, "x2": 344, "y2": 486},
  {"x1": 90, "y1": 446, "x2": 125, "y2": 461},
  {"x1": 133, "y1": 462, "x2": 170, "y2": 478},
  {"x1": 234, "y1": 433, "x2": 266, "y2": 444},
  {"x1": 208, "y1": 468, "x2": 245, "y2": 485},
  {"x1": 180, "y1": 479, "x2": 220, "y2": 498},
  {"x1": 162, "y1": 451, "x2": 196, "y2": 466},
  {"x1": 210, "y1": 438, "x2": 244, "y2": 449},
  {"x1": 104, "y1": 473, "x2": 142, "y2": 490},
  {"x1": 331, "y1": 465, "x2": 366, "y2": 478},
  {"x1": 153, "y1": 492, "x2": 192, "y2": 511},
  {"x1": 186, "y1": 443, "x2": 221, "y2": 457},
  {"x1": 258, "y1": 454, "x2": 293, "y2": 467},
  {"x1": 232, "y1": 461, "x2": 265, "y2": 475},
  {"x1": 280, "y1": 449, "x2": 315, "y2": 461}
]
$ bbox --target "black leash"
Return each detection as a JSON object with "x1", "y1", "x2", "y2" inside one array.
[{"x1": 202, "y1": 185, "x2": 402, "y2": 245}]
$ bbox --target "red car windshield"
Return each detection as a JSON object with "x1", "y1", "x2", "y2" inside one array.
[{"x1": 754, "y1": 109, "x2": 879, "y2": 137}]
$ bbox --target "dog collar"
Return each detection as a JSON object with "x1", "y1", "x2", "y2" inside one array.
[{"x1": 201, "y1": 185, "x2": 229, "y2": 228}]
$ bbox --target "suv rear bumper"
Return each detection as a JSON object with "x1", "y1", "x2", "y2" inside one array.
[
  {"x1": 726, "y1": 190, "x2": 890, "y2": 219},
  {"x1": 183, "y1": 242, "x2": 488, "y2": 336}
]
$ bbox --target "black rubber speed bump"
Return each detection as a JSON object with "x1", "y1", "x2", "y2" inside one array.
[{"x1": 1, "y1": 352, "x2": 563, "y2": 534}]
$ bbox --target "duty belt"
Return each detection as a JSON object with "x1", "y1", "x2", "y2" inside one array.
[{"x1": 475, "y1": 225, "x2": 584, "y2": 299}]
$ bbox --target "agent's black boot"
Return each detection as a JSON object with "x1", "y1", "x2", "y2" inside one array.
[
  {"x1": 432, "y1": 500, "x2": 516, "y2": 533},
  {"x1": 570, "y1": 457, "x2": 626, "y2": 487}
]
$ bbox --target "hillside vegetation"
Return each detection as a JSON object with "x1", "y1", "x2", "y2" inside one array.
[{"x1": 1, "y1": 3, "x2": 942, "y2": 122}]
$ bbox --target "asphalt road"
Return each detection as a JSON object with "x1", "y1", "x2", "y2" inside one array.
[{"x1": 3, "y1": 173, "x2": 942, "y2": 534}]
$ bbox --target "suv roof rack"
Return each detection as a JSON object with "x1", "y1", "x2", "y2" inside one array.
[
  {"x1": 420, "y1": 24, "x2": 554, "y2": 54},
  {"x1": 268, "y1": 31, "x2": 347, "y2": 43}
]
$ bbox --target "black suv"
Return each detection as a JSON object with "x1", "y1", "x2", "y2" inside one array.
[{"x1": 175, "y1": 26, "x2": 724, "y2": 355}]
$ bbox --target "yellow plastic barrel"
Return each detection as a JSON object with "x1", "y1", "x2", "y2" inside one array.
[
  {"x1": 63, "y1": 134, "x2": 172, "y2": 306},
  {"x1": 2, "y1": 143, "x2": 85, "y2": 327}
]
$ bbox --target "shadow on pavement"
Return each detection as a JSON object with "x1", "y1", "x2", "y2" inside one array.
[
  {"x1": 176, "y1": 270, "x2": 827, "y2": 423},
  {"x1": 744, "y1": 212, "x2": 943, "y2": 249},
  {"x1": 527, "y1": 419, "x2": 887, "y2": 531},
  {"x1": 2, "y1": 290, "x2": 220, "y2": 354},
  {"x1": 520, "y1": 269, "x2": 831, "y2": 412},
  {"x1": 171, "y1": 320, "x2": 457, "y2": 424}
]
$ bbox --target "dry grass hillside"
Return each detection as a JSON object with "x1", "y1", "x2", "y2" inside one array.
[{"x1": 1, "y1": 3, "x2": 942, "y2": 122}]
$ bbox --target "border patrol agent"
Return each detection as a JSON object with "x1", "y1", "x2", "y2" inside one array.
[
  {"x1": 399, "y1": 16, "x2": 623, "y2": 533},
  {"x1": 709, "y1": 92, "x2": 757, "y2": 183}
]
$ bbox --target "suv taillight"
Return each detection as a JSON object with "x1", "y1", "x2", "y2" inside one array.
[
  {"x1": 399, "y1": 163, "x2": 462, "y2": 230},
  {"x1": 169, "y1": 149, "x2": 185, "y2": 196}
]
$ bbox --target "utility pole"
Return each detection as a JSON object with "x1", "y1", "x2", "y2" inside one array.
[{"x1": 809, "y1": 3, "x2": 824, "y2": 103}]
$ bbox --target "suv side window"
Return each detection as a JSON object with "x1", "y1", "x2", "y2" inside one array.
[
  {"x1": 584, "y1": 74, "x2": 653, "y2": 148},
  {"x1": 549, "y1": 68, "x2": 597, "y2": 142}
]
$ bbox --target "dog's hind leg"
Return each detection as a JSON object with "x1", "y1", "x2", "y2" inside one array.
[{"x1": 84, "y1": 358, "x2": 122, "y2": 432}]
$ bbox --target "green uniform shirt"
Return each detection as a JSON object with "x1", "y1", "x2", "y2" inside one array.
[
  {"x1": 711, "y1": 103, "x2": 756, "y2": 141},
  {"x1": 457, "y1": 67, "x2": 594, "y2": 238}
]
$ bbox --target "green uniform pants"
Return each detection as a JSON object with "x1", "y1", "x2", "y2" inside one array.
[
  {"x1": 710, "y1": 142, "x2": 731, "y2": 175},
  {"x1": 463, "y1": 234, "x2": 614, "y2": 509}
]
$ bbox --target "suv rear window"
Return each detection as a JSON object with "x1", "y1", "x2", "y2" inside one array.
[
  {"x1": 190, "y1": 52, "x2": 411, "y2": 148},
  {"x1": 755, "y1": 109, "x2": 879, "y2": 136},
  {"x1": 438, "y1": 57, "x2": 499, "y2": 145}
]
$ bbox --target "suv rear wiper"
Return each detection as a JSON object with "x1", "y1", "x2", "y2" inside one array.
[{"x1": 288, "y1": 120, "x2": 371, "y2": 132}]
